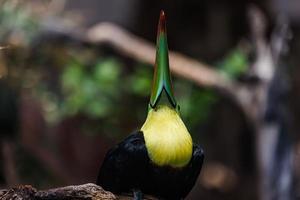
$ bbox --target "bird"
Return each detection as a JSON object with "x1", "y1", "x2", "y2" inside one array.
[{"x1": 97, "y1": 10, "x2": 204, "y2": 200}]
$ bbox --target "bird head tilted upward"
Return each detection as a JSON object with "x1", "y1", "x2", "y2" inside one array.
[{"x1": 141, "y1": 11, "x2": 193, "y2": 168}]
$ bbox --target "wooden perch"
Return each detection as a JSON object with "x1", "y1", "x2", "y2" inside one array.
[{"x1": 0, "y1": 183, "x2": 157, "y2": 200}]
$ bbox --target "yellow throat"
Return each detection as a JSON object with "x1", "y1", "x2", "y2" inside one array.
[{"x1": 141, "y1": 105, "x2": 193, "y2": 168}]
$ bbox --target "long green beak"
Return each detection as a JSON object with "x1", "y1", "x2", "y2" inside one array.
[{"x1": 149, "y1": 10, "x2": 177, "y2": 110}]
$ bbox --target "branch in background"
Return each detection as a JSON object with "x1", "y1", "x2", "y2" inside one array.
[
  {"x1": 247, "y1": 4, "x2": 292, "y2": 200},
  {"x1": 270, "y1": 17, "x2": 292, "y2": 65},
  {"x1": 84, "y1": 22, "x2": 250, "y2": 119},
  {"x1": 39, "y1": 20, "x2": 250, "y2": 120},
  {"x1": 0, "y1": 183, "x2": 157, "y2": 200},
  {"x1": 86, "y1": 23, "x2": 232, "y2": 90}
]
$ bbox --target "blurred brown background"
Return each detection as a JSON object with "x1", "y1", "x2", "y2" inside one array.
[{"x1": 0, "y1": 0, "x2": 299, "y2": 199}]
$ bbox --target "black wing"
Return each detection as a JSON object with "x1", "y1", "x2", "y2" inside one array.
[
  {"x1": 181, "y1": 144, "x2": 204, "y2": 197},
  {"x1": 97, "y1": 131, "x2": 149, "y2": 193},
  {"x1": 144, "y1": 144, "x2": 204, "y2": 200}
]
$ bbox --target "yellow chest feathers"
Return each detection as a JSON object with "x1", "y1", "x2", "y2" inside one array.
[{"x1": 141, "y1": 106, "x2": 193, "y2": 168}]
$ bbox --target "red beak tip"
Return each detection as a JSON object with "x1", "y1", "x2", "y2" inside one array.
[
  {"x1": 160, "y1": 10, "x2": 165, "y2": 18},
  {"x1": 158, "y1": 10, "x2": 166, "y2": 33}
]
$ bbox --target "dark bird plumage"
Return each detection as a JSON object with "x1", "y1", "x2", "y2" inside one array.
[{"x1": 97, "y1": 131, "x2": 204, "y2": 200}]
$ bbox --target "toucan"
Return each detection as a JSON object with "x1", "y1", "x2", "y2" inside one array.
[{"x1": 97, "y1": 10, "x2": 204, "y2": 200}]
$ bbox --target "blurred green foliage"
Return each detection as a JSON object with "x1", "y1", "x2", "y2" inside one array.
[
  {"x1": 25, "y1": 44, "x2": 249, "y2": 137},
  {"x1": 126, "y1": 65, "x2": 152, "y2": 97},
  {"x1": 217, "y1": 48, "x2": 248, "y2": 79},
  {"x1": 59, "y1": 54, "x2": 218, "y2": 134},
  {"x1": 179, "y1": 86, "x2": 217, "y2": 128},
  {"x1": 61, "y1": 58, "x2": 122, "y2": 119},
  {"x1": 0, "y1": 0, "x2": 38, "y2": 45}
]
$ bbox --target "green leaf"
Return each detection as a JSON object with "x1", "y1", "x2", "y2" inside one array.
[
  {"x1": 94, "y1": 58, "x2": 121, "y2": 84},
  {"x1": 217, "y1": 48, "x2": 248, "y2": 79},
  {"x1": 127, "y1": 66, "x2": 152, "y2": 96}
]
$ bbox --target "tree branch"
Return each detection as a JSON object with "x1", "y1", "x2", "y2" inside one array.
[
  {"x1": 85, "y1": 22, "x2": 249, "y2": 120},
  {"x1": 86, "y1": 23, "x2": 232, "y2": 90},
  {"x1": 40, "y1": 19, "x2": 248, "y2": 119},
  {"x1": 0, "y1": 183, "x2": 157, "y2": 200}
]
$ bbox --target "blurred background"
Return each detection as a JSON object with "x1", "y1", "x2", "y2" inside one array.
[{"x1": 0, "y1": 0, "x2": 299, "y2": 199}]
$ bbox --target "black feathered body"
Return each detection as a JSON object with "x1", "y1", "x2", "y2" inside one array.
[{"x1": 97, "y1": 131, "x2": 204, "y2": 200}]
